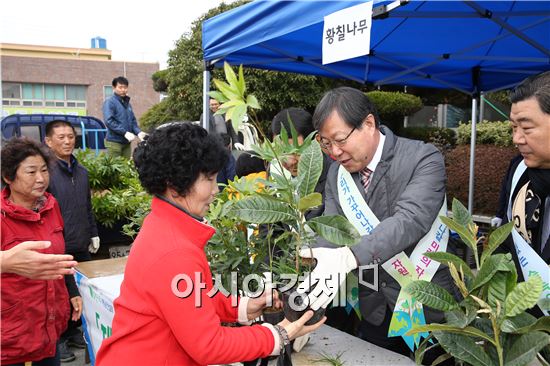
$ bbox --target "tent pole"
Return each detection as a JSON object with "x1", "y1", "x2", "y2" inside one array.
[
  {"x1": 468, "y1": 96, "x2": 478, "y2": 214},
  {"x1": 479, "y1": 92, "x2": 485, "y2": 122},
  {"x1": 202, "y1": 61, "x2": 212, "y2": 132}
]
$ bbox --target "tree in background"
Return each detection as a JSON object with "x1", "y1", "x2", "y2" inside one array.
[{"x1": 140, "y1": 0, "x2": 363, "y2": 131}]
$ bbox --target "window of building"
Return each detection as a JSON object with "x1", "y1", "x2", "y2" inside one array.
[
  {"x1": 66, "y1": 85, "x2": 86, "y2": 101},
  {"x1": 3, "y1": 82, "x2": 21, "y2": 99},
  {"x1": 2, "y1": 83, "x2": 87, "y2": 109},
  {"x1": 45, "y1": 84, "x2": 65, "y2": 101},
  {"x1": 103, "y1": 85, "x2": 113, "y2": 100},
  {"x1": 22, "y1": 84, "x2": 44, "y2": 106}
]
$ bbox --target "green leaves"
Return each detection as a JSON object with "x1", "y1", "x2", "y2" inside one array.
[
  {"x1": 423, "y1": 251, "x2": 474, "y2": 279},
  {"x1": 246, "y1": 95, "x2": 260, "y2": 109},
  {"x1": 504, "y1": 316, "x2": 550, "y2": 334},
  {"x1": 505, "y1": 275, "x2": 544, "y2": 317},
  {"x1": 451, "y1": 198, "x2": 474, "y2": 229},
  {"x1": 298, "y1": 192, "x2": 322, "y2": 211},
  {"x1": 471, "y1": 253, "x2": 514, "y2": 291},
  {"x1": 211, "y1": 62, "x2": 260, "y2": 133},
  {"x1": 406, "y1": 281, "x2": 459, "y2": 311},
  {"x1": 408, "y1": 324, "x2": 496, "y2": 345},
  {"x1": 404, "y1": 199, "x2": 550, "y2": 366},
  {"x1": 501, "y1": 312, "x2": 538, "y2": 333},
  {"x1": 504, "y1": 331, "x2": 550, "y2": 366},
  {"x1": 440, "y1": 216, "x2": 476, "y2": 254},
  {"x1": 481, "y1": 221, "x2": 514, "y2": 265},
  {"x1": 297, "y1": 140, "x2": 323, "y2": 198},
  {"x1": 307, "y1": 215, "x2": 360, "y2": 247},
  {"x1": 445, "y1": 307, "x2": 476, "y2": 328},
  {"x1": 433, "y1": 332, "x2": 496, "y2": 366},
  {"x1": 231, "y1": 196, "x2": 295, "y2": 224}
]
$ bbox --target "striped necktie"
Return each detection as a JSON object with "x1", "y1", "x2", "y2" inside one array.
[{"x1": 360, "y1": 168, "x2": 373, "y2": 194}]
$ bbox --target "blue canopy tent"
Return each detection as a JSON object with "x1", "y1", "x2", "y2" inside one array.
[{"x1": 202, "y1": 0, "x2": 550, "y2": 212}]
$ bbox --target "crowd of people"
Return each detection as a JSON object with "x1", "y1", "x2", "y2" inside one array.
[{"x1": 1, "y1": 71, "x2": 548, "y2": 365}]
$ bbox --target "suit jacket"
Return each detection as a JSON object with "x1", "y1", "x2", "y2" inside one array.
[{"x1": 320, "y1": 126, "x2": 456, "y2": 326}]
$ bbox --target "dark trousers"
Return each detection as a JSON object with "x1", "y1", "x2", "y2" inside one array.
[
  {"x1": 7, "y1": 342, "x2": 60, "y2": 366},
  {"x1": 359, "y1": 307, "x2": 452, "y2": 366},
  {"x1": 61, "y1": 250, "x2": 91, "y2": 341},
  {"x1": 325, "y1": 306, "x2": 360, "y2": 336},
  {"x1": 359, "y1": 307, "x2": 412, "y2": 358}
]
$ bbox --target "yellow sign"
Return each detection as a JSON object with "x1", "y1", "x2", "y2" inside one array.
[{"x1": 2, "y1": 107, "x2": 87, "y2": 118}]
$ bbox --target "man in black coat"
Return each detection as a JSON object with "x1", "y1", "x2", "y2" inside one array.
[
  {"x1": 45, "y1": 120, "x2": 99, "y2": 362},
  {"x1": 500, "y1": 71, "x2": 550, "y2": 318}
]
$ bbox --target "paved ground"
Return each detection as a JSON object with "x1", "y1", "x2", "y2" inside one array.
[{"x1": 64, "y1": 346, "x2": 87, "y2": 366}]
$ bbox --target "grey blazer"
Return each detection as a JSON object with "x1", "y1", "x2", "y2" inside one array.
[{"x1": 320, "y1": 126, "x2": 457, "y2": 326}]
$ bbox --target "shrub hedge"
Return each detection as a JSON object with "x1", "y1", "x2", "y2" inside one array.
[
  {"x1": 366, "y1": 91, "x2": 423, "y2": 133},
  {"x1": 401, "y1": 127, "x2": 456, "y2": 146},
  {"x1": 456, "y1": 120, "x2": 513, "y2": 147}
]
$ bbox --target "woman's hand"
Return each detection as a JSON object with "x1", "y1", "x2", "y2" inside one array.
[
  {"x1": 0, "y1": 241, "x2": 77, "y2": 280},
  {"x1": 70, "y1": 296, "x2": 83, "y2": 321},
  {"x1": 278, "y1": 311, "x2": 326, "y2": 340},
  {"x1": 247, "y1": 289, "x2": 282, "y2": 320}
]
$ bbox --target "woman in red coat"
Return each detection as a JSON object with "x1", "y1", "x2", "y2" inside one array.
[
  {"x1": 96, "y1": 122, "x2": 324, "y2": 366},
  {"x1": 1, "y1": 137, "x2": 82, "y2": 366}
]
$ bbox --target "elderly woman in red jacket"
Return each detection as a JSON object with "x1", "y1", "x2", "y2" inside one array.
[
  {"x1": 96, "y1": 122, "x2": 324, "y2": 366},
  {"x1": 1, "y1": 137, "x2": 82, "y2": 366}
]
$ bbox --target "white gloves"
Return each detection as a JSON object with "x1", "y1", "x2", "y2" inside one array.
[
  {"x1": 124, "y1": 132, "x2": 136, "y2": 142},
  {"x1": 234, "y1": 142, "x2": 245, "y2": 151},
  {"x1": 491, "y1": 217, "x2": 502, "y2": 228},
  {"x1": 89, "y1": 236, "x2": 100, "y2": 254},
  {"x1": 297, "y1": 247, "x2": 357, "y2": 311},
  {"x1": 138, "y1": 131, "x2": 148, "y2": 141}
]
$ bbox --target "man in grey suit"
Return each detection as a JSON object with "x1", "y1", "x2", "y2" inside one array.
[{"x1": 298, "y1": 87, "x2": 456, "y2": 361}]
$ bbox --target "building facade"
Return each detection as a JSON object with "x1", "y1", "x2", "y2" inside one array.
[{"x1": 1, "y1": 43, "x2": 160, "y2": 122}]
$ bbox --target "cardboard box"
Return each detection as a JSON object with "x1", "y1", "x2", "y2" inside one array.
[
  {"x1": 75, "y1": 257, "x2": 127, "y2": 365},
  {"x1": 76, "y1": 257, "x2": 127, "y2": 278}
]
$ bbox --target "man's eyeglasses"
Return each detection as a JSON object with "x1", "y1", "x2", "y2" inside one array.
[{"x1": 317, "y1": 127, "x2": 357, "y2": 150}]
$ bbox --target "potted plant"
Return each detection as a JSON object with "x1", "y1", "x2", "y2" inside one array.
[
  {"x1": 405, "y1": 198, "x2": 550, "y2": 366},
  {"x1": 75, "y1": 150, "x2": 151, "y2": 255},
  {"x1": 208, "y1": 63, "x2": 360, "y2": 325}
]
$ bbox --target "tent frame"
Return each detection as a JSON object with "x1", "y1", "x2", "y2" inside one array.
[{"x1": 202, "y1": 0, "x2": 549, "y2": 213}]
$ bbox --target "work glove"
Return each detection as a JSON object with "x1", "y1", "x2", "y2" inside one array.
[
  {"x1": 234, "y1": 142, "x2": 245, "y2": 151},
  {"x1": 89, "y1": 236, "x2": 100, "y2": 254},
  {"x1": 491, "y1": 217, "x2": 502, "y2": 228},
  {"x1": 124, "y1": 132, "x2": 136, "y2": 142},
  {"x1": 297, "y1": 247, "x2": 357, "y2": 311},
  {"x1": 137, "y1": 131, "x2": 148, "y2": 141}
]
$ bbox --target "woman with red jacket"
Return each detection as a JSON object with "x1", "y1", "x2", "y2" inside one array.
[
  {"x1": 96, "y1": 122, "x2": 324, "y2": 366},
  {"x1": 1, "y1": 137, "x2": 82, "y2": 366}
]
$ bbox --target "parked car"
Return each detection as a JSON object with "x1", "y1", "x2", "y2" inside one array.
[{"x1": 1, "y1": 113, "x2": 107, "y2": 151}]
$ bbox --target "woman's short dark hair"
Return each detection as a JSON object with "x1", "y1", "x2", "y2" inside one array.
[
  {"x1": 1, "y1": 137, "x2": 52, "y2": 184},
  {"x1": 133, "y1": 122, "x2": 229, "y2": 196},
  {"x1": 271, "y1": 108, "x2": 314, "y2": 138},
  {"x1": 313, "y1": 87, "x2": 380, "y2": 130}
]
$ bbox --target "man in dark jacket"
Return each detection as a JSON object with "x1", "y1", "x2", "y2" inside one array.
[
  {"x1": 500, "y1": 71, "x2": 550, "y2": 319},
  {"x1": 45, "y1": 120, "x2": 99, "y2": 362},
  {"x1": 103, "y1": 76, "x2": 147, "y2": 158}
]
